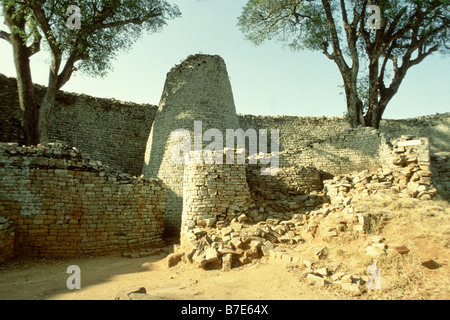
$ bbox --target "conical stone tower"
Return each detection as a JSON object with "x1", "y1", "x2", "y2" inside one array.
[{"x1": 142, "y1": 54, "x2": 241, "y2": 235}]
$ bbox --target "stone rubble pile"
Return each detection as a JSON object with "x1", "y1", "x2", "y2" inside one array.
[
  {"x1": 169, "y1": 203, "x2": 372, "y2": 272},
  {"x1": 271, "y1": 236, "x2": 389, "y2": 294},
  {"x1": 166, "y1": 134, "x2": 436, "y2": 298},
  {"x1": 324, "y1": 136, "x2": 437, "y2": 203}
]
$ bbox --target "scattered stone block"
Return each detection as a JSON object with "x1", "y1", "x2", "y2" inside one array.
[
  {"x1": 230, "y1": 237, "x2": 243, "y2": 249},
  {"x1": 237, "y1": 214, "x2": 248, "y2": 223},
  {"x1": 341, "y1": 274, "x2": 353, "y2": 284},
  {"x1": 365, "y1": 243, "x2": 387, "y2": 257},
  {"x1": 306, "y1": 273, "x2": 325, "y2": 287},
  {"x1": 261, "y1": 241, "x2": 274, "y2": 256},
  {"x1": 115, "y1": 287, "x2": 152, "y2": 300},
  {"x1": 315, "y1": 246, "x2": 328, "y2": 260},
  {"x1": 167, "y1": 252, "x2": 184, "y2": 268},
  {"x1": 221, "y1": 226, "x2": 233, "y2": 236},
  {"x1": 316, "y1": 267, "x2": 328, "y2": 277},
  {"x1": 341, "y1": 283, "x2": 360, "y2": 294},
  {"x1": 205, "y1": 247, "x2": 219, "y2": 264},
  {"x1": 331, "y1": 272, "x2": 346, "y2": 281},
  {"x1": 222, "y1": 253, "x2": 232, "y2": 271}
]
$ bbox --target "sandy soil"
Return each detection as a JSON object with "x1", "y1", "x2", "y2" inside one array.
[{"x1": 0, "y1": 247, "x2": 339, "y2": 300}]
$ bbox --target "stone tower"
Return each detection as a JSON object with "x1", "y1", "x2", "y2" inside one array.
[{"x1": 142, "y1": 54, "x2": 241, "y2": 235}]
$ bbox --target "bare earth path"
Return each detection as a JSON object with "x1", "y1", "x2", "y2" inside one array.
[{"x1": 0, "y1": 248, "x2": 339, "y2": 300}]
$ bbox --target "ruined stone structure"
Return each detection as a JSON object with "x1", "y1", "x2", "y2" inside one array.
[
  {"x1": 0, "y1": 54, "x2": 448, "y2": 263},
  {"x1": 142, "y1": 55, "x2": 241, "y2": 234},
  {"x1": 0, "y1": 73, "x2": 157, "y2": 177},
  {"x1": 0, "y1": 142, "x2": 165, "y2": 263},
  {"x1": 181, "y1": 150, "x2": 255, "y2": 246}
]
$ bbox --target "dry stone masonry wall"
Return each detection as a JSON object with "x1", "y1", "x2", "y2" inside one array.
[
  {"x1": 181, "y1": 150, "x2": 255, "y2": 246},
  {"x1": 431, "y1": 152, "x2": 450, "y2": 199},
  {"x1": 0, "y1": 142, "x2": 166, "y2": 259},
  {"x1": 278, "y1": 126, "x2": 393, "y2": 176},
  {"x1": 142, "y1": 55, "x2": 241, "y2": 234},
  {"x1": 0, "y1": 73, "x2": 157, "y2": 176},
  {"x1": 0, "y1": 217, "x2": 14, "y2": 264},
  {"x1": 323, "y1": 135, "x2": 436, "y2": 207}
]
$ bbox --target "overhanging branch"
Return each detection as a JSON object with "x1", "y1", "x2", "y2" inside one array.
[{"x1": 0, "y1": 30, "x2": 11, "y2": 44}]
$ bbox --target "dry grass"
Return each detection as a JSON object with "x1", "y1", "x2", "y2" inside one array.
[{"x1": 313, "y1": 196, "x2": 449, "y2": 299}]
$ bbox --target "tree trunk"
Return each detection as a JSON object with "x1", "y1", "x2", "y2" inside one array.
[
  {"x1": 364, "y1": 59, "x2": 381, "y2": 128},
  {"x1": 2, "y1": 4, "x2": 39, "y2": 145},
  {"x1": 12, "y1": 42, "x2": 39, "y2": 145},
  {"x1": 342, "y1": 75, "x2": 365, "y2": 128},
  {"x1": 38, "y1": 53, "x2": 62, "y2": 143}
]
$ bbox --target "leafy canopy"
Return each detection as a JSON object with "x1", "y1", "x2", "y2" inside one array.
[{"x1": 1, "y1": 0, "x2": 181, "y2": 77}]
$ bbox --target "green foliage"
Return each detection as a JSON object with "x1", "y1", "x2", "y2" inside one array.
[
  {"x1": 238, "y1": 0, "x2": 449, "y2": 57},
  {"x1": 238, "y1": 0, "x2": 331, "y2": 51},
  {"x1": 238, "y1": 0, "x2": 449, "y2": 126},
  {"x1": 1, "y1": 0, "x2": 181, "y2": 78}
]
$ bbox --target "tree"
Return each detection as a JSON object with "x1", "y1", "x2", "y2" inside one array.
[
  {"x1": 238, "y1": 0, "x2": 449, "y2": 128},
  {"x1": 1, "y1": 0, "x2": 181, "y2": 144}
]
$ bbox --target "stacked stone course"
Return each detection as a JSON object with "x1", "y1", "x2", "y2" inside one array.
[
  {"x1": 0, "y1": 217, "x2": 15, "y2": 264},
  {"x1": 181, "y1": 150, "x2": 255, "y2": 246},
  {"x1": 0, "y1": 73, "x2": 157, "y2": 176},
  {"x1": 431, "y1": 152, "x2": 450, "y2": 199},
  {"x1": 0, "y1": 142, "x2": 166, "y2": 259},
  {"x1": 142, "y1": 54, "x2": 241, "y2": 234},
  {"x1": 278, "y1": 126, "x2": 393, "y2": 176}
]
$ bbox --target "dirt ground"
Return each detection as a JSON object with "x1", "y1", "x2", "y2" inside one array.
[
  {"x1": 0, "y1": 247, "x2": 340, "y2": 300},
  {"x1": 0, "y1": 198, "x2": 448, "y2": 301}
]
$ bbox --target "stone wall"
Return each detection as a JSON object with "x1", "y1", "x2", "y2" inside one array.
[
  {"x1": 181, "y1": 150, "x2": 255, "y2": 246},
  {"x1": 238, "y1": 114, "x2": 351, "y2": 152},
  {"x1": 0, "y1": 217, "x2": 15, "y2": 264},
  {"x1": 431, "y1": 152, "x2": 450, "y2": 199},
  {"x1": 323, "y1": 135, "x2": 436, "y2": 208},
  {"x1": 0, "y1": 73, "x2": 158, "y2": 176},
  {"x1": 247, "y1": 165, "x2": 323, "y2": 195},
  {"x1": 0, "y1": 142, "x2": 166, "y2": 259},
  {"x1": 278, "y1": 126, "x2": 393, "y2": 176},
  {"x1": 238, "y1": 113, "x2": 450, "y2": 154}
]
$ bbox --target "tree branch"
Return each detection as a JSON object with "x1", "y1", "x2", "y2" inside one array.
[
  {"x1": 0, "y1": 30, "x2": 11, "y2": 44},
  {"x1": 321, "y1": 0, "x2": 349, "y2": 73},
  {"x1": 321, "y1": 41, "x2": 334, "y2": 60},
  {"x1": 27, "y1": 3, "x2": 61, "y2": 58},
  {"x1": 340, "y1": 0, "x2": 359, "y2": 75}
]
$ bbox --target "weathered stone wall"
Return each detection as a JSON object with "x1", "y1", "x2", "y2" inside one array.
[
  {"x1": 181, "y1": 150, "x2": 255, "y2": 246},
  {"x1": 277, "y1": 127, "x2": 393, "y2": 176},
  {"x1": 0, "y1": 217, "x2": 15, "y2": 264},
  {"x1": 0, "y1": 142, "x2": 166, "y2": 259},
  {"x1": 323, "y1": 135, "x2": 436, "y2": 211},
  {"x1": 0, "y1": 73, "x2": 158, "y2": 176},
  {"x1": 0, "y1": 74, "x2": 25, "y2": 145},
  {"x1": 238, "y1": 114, "x2": 351, "y2": 152},
  {"x1": 247, "y1": 165, "x2": 323, "y2": 195},
  {"x1": 142, "y1": 54, "x2": 241, "y2": 235},
  {"x1": 431, "y1": 152, "x2": 450, "y2": 199},
  {"x1": 238, "y1": 113, "x2": 450, "y2": 154}
]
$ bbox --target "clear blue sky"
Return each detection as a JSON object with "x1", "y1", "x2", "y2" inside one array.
[{"x1": 0, "y1": 0, "x2": 449, "y2": 119}]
